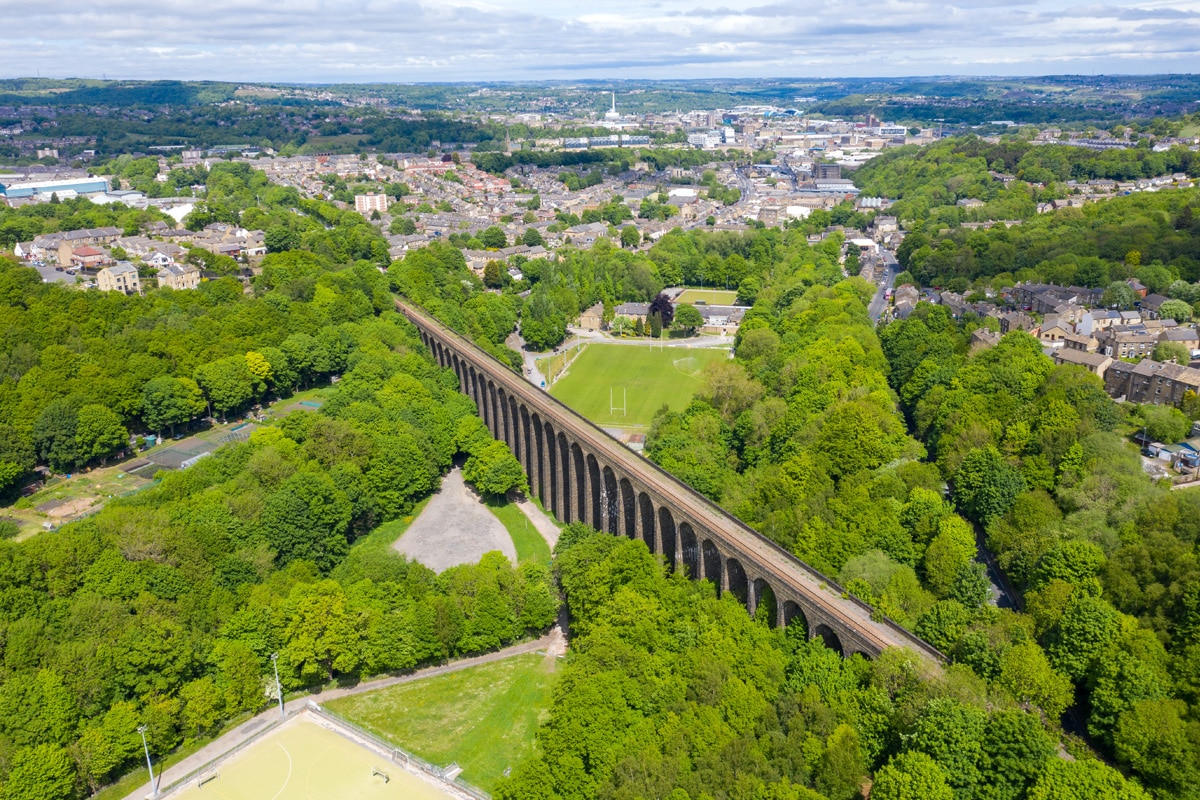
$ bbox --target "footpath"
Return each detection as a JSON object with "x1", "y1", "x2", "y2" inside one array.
[{"x1": 121, "y1": 630, "x2": 564, "y2": 800}]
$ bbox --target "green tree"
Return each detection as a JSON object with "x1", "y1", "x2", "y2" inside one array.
[
  {"x1": 1102, "y1": 281, "x2": 1138, "y2": 309},
  {"x1": 141, "y1": 376, "x2": 206, "y2": 438},
  {"x1": 952, "y1": 446, "x2": 1026, "y2": 526},
  {"x1": 281, "y1": 580, "x2": 363, "y2": 683},
  {"x1": 815, "y1": 723, "x2": 865, "y2": 800},
  {"x1": 1153, "y1": 340, "x2": 1190, "y2": 365},
  {"x1": 923, "y1": 515, "x2": 977, "y2": 597},
  {"x1": 1028, "y1": 759, "x2": 1151, "y2": 800},
  {"x1": 32, "y1": 398, "x2": 80, "y2": 473},
  {"x1": 180, "y1": 676, "x2": 225, "y2": 737},
  {"x1": 998, "y1": 641, "x2": 1073, "y2": 720},
  {"x1": 484, "y1": 259, "x2": 505, "y2": 288},
  {"x1": 620, "y1": 225, "x2": 641, "y2": 248},
  {"x1": 1113, "y1": 699, "x2": 1200, "y2": 800},
  {"x1": 195, "y1": 355, "x2": 255, "y2": 420},
  {"x1": 674, "y1": 303, "x2": 705, "y2": 335},
  {"x1": 3, "y1": 743, "x2": 77, "y2": 800},
  {"x1": 479, "y1": 226, "x2": 507, "y2": 249},
  {"x1": 0, "y1": 423, "x2": 36, "y2": 493},
  {"x1": 871, "y1": 751, "x2": 954, "y2": 800},
  {"x1": 75, "y1": 404, "x2": 127, "y2": 463},
  {"x1": 260, "y1": 470, "x2": 352, "y2": 570},
  {"x1": 463, "y1": 440, "x2": 528, "y2": 497},
  {"x1": 523, "y1": 227, "x2": 544, "y2": 247},
  {"x1": 979, "y1": 710, "x2": 1055, "y2": 800},
  {"x1": 649, "y1": 311, "x2": 663, "y2": 338},
  {"x1": 1158, "y1": 298, "x2": 1193, "y2": 323},
  {"x1": 1143, "y1": 404, "x2": 1190, "y2": 443},
  {"x1": 264, "y1": 225, "x2": 300, "y2": 253}
]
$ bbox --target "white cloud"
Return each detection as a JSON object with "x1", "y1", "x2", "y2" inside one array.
[{"x1": 0, "y1": 0, "x2": 1196, "y2": 80}]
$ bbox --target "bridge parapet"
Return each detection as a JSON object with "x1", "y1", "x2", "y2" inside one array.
[{"x1": 398, "y1": 299, "x2": 946, "y2": 666}]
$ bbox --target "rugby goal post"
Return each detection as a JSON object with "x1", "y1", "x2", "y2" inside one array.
[{"x1": 609, "y1": 387, "x2": 627, "y2": 418}]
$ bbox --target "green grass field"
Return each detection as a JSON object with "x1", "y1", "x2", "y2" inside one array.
[
  {"x1": 486, "y1": 499, "x2": 552, "y2": 565},
  {"x1": 549, "y1": 344, "x2": 729, "y2": 428},
  {"x1": 170, "y1": 716, "x2": 453, "y2": 800},
  {"x1": 677, "y1": 288, "x2": 738, "y2": 305},
  {"x1": 325, "y1": 654, "x2": 556, "y2": 792}
]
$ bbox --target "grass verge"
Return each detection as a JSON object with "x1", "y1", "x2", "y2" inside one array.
[
  {"x1": 324, "y1": 654, "x2": 557, "y2": 792},
  {"x1": 486, "y1": 498, "x2": 552, "y2": 565}
]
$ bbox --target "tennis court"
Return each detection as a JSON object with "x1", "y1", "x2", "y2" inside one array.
[
  {"x1": 169, "y1": 714, "x2": 459, "y2": 800},
  {"x1": 676, "y1": 288, "x2": 738, "y2": 305}
]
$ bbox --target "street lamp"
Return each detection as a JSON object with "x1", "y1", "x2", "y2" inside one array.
[
  {"x1": 137, "y1": 724, "x2": 158, "y2": 799},
  {"x1": 270, "y1": 653, "x2": 285, "y2": 718}
]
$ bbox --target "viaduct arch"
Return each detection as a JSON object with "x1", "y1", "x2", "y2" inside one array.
[{"x1": 402, "y1": 300, "x2": 945, "y2": 664}]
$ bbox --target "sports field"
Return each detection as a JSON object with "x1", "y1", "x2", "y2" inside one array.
[
  {"x1": 676, "y1": 288, "x2": 738, "y2": 305},
  {"x1": 325, "y1": 654, "x2": 556, "y2": 792},
  {"x1": 549, "y1": 344, "x2": 729, "y2": 428},
  {"x1": 169, "y1": 715, "x2": 455, "y2": 800}
]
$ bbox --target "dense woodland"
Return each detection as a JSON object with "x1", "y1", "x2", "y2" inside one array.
[
  {"x1": 854, "y1": 136, "x2": 1199, "y2": 227},
  {"x1": 632, "y1": 226, "x2": 1200, "y2": 797},
  {"x1": 893, "y1": 188, "x2": 1200, "y2": 297},
  {"x1": 0, "y1": 251, "x2": 556, "y2": 798},
  {"x1": 496, "y1": 527, "x2": 1152, "y2": 800}
]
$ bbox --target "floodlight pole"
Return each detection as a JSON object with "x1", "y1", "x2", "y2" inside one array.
[
  {"x1": 270, "y1": 653, "x2": 285, "y2": 718},
  {"x1": 138, "y1": 724, "x2": 158, "y2": 799}
]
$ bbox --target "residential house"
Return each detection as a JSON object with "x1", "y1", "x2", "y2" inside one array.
[
  {"x1": 96, "y1": 262, "x2": 141, "y2": 294},
  {"x1": 999, "y1": 311, "x2": 1039, "y2": 335},
  {"x1": 1053, "y1": 349, "x2": 1112, "y2": 377},
  {"x1": 66, "y1": 245, "x2": 110, "y2": 270},
  {"x1": 1039, "y1": 321, "x2": 1073, "y2": 346},
  {"x1": 1079, "y1": 309, "x2": 1121, "y2": 335},
  {"x1": 971, "y1": 327, "x2": 1001, "y2": 351},
  {"x1": 1140, "y1": 294, "x2": 1170, "y2": 319},
  {"x1": 578, "y1": 302, "x2": 605, "y2": 331},
  {"x1": 1097, "y1": 328, "x2": 1159, "y2": 360},
  {"x1": 1161, "y1": 327, "x2": 1200, "y2": 353},
  {"x1": 614, "y1": 302, "x2": 650, "y2": 326},
  {"x1": 156, "y1": 262, "x2": 200, "y2": 291},
  {"x1": 1061, "y1": 332, "x2": 1099, "y2": 353},
  {"x1": 1105, "y1": 358, "x2": 1200, "y2": 406}
]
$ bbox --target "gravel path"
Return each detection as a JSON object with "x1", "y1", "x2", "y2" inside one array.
[
  {"x1": 393, "y1": 468, "x2": 516, "y2": 572},
  {"x1": 515, "y1": 496, "x2": 561, "y2": 549}
]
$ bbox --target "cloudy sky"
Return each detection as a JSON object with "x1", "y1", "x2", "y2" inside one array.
[{"x1": 1, "y1": 0, "x2": 1198, "y2": 81}]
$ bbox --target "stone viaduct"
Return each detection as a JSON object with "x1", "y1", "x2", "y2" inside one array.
[{"x1": 399, "y1": 300, "x2": 945, "y2": 664}]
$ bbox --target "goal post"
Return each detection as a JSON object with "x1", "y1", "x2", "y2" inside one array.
[{"x1": 609, "y1": 387, "x2": 627, "y2": 418}]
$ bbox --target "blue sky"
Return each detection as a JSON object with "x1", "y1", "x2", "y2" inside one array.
[{"x1": 1, "y1": 0, "x2": 1198, "y2": 81}]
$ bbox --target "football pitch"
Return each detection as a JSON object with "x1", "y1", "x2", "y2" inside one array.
[
  {"x1": 676, "y1": 288, "x2": 738, "y2": 305},
  {"x1": 549, "y1": 344, "x2": 729, "y2": 428},
  {"x1": 168, "y1": 715, "x2": 457, "y2": 800}
]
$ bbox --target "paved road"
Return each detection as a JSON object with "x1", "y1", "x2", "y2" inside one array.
[
  {"x1": 122, "y1": 632, "x2": 564, "y2": 800},
  {"x1": 868, "y1": 250, "x2": 899, "y2": 322}
]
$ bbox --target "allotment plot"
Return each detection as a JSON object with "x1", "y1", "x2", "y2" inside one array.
[
  {"x1": 549, "y1": 344, "x2": 729, "y2": 428},
  {"x1": 169, "y1": 715, "x2": 457, "y2": 800}
]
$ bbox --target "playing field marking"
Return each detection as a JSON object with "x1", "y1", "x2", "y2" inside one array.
[
  {"x1": 305, "y1": 741, "x2": 336, "y2": 800},
  {"x1": 672, "y1": 357, "x2": 701, "y2": 376},
  {"x1": 267, "y1": 742, "x2": 292, "y2": 800}
]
